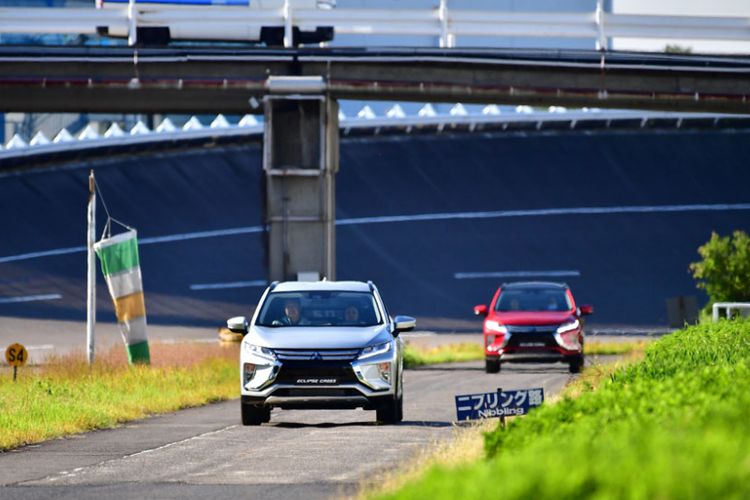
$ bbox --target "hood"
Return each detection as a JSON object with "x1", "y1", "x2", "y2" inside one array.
[
  {"x1": 491, "y1": 310, "x2": 575, "y2": 326},
  {"x1": 247, "y1": 324, "x2": 391, "y2": 349}
]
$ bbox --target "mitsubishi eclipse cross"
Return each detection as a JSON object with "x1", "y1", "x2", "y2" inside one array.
[
  {"x1": 474, "y1": 281, "x2": 593, "y2": 374},
  {"x1": 227, "y1": 280, "x2": 416, "y2": 425}
]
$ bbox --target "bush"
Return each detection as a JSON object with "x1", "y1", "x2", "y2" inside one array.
[{"x1": 689, "y1": 230, "x2": 750, "y2": 305}]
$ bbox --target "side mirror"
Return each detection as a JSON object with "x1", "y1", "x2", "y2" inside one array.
[
  {"x1": 474, "y1": 304, "x2": 488, "y2": 317},
  {"x1": 227, "y1": 316, "x2": 249, "y2": 334},
  {"x1": 578, "y1": 305, "x2": 594, "y2": 316},
  {"x1": 393, "y1": 315, "x2": 416, "y2": 336}
]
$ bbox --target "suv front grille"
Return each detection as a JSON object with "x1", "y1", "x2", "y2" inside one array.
[
  {"x1": 273, "y1": 348, "x2": 360, "y2": 361},
  {"x1": 275, "y1": 361, "x2": 360, "y2": 385},
  {"x1": 506, "y1": 325, "x2": 558, "y2": 348}
]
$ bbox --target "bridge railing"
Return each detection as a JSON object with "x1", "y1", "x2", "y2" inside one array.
[{"x1": 1, "y1": 1, "x2": 749, "y2": 49}]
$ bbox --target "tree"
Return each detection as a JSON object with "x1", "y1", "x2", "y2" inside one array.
[{"x1": 689, "y1": 230, "x2": 750, "y2": 305}]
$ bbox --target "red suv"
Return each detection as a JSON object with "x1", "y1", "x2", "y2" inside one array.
[{"x1": 474, "y1": 282, "x2": 593, "y2": 374}]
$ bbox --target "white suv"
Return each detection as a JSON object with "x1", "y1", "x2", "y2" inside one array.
[{"x1": 227, "y1": 280, "x2": 415, "y2": 425}]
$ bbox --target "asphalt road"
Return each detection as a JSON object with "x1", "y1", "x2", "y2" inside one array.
[{"x1": 0, "y1": 359, "x2": 579, "y2": 500}]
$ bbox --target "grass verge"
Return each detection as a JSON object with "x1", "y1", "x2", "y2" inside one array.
[
  {"x1": 403, "y1": 339, "x2": 647, "y2": 368},
  {"x1": 362, "y1": 344, "x2": 645, "y2": 499},
  {"x1": 0, "y1": 342, "x2": 239, "y2": 451},
  {"x1": 403, "y1": 343, "x2": 483, "y2": 368},
  {"x1": 375, "y1": 320, "x2": 750, "y2": 499}
]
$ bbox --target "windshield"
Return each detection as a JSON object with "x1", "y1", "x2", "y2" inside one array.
[
  {"x1": 256, "y1": 291, "x2": 383, "y2": 327},
  {"x1": 496, "y1": 288, "x2": 572, "y2": 312}
]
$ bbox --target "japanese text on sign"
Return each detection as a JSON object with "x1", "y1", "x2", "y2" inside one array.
[{"x1": 455, "y1": 388, "x2": 544, "y2": 421}]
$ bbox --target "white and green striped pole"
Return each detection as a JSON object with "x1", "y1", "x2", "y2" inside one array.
[{"x1": 94, "y1": 229, "x2": 150, "y2": 365}]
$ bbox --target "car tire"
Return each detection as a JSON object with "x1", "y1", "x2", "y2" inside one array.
[
  {"x1": 569, "y1": 355, "x2": 584, "y2": 374},
  {"x1": 485, "y1": 358, "x2": 501, "y2": 373},
  {"x1": 241, "y1": 404, "x2": 267, "y2": 426},
  {"x1": 376, "y1": 396, "x2": 403, "y2": 424}
]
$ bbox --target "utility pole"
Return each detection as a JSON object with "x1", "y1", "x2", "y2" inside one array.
[{"x1": 86, "y1": 170, "x2": 96, "y2": 364}]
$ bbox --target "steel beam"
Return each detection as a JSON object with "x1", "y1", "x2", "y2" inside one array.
[{"x1": 0, "y1": 48, "x2": 749, "y2": 114}]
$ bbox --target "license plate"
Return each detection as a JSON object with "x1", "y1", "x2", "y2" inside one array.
[
  {"x1": 296, "y1": 378, "x2": 337, "y2": 385},
  {"x1": 519, "y1": 342, "x2": 546, "y2": 347}
]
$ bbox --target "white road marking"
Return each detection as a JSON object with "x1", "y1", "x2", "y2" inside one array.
[
  {"x1": 400, "y1": 332, "x2": 437, "y2": 338},
  {"x1": 0, "y1": 293, "x2": 62, "y2": 304},
  {"x1": 1, "y1": 202, "x2": 749, "y2": 265},
  {"x1": 189, "y1": 280, "x2": 267, "y2": 291},
  {"x1": 455, "y1": 270, "x2": 581, "y2": 279},
  {"x1": 26, "y1": 344, "x2": 54, "y2": 350}
]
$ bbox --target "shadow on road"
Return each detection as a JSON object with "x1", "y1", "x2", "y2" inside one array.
[
  {"x1": 271, "y1": 420, "x2": 452, "y2": 429},
  {"x1": 411, "y1": 365, "x2": 485, "y2": 372}
]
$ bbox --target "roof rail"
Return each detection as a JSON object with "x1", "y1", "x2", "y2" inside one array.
[
  {"x1": 367, "y1": 280, "x2": 375, "y2": 291},
  {"x1": 269, "y1": 280, "x2": 279, "y2": 291}
]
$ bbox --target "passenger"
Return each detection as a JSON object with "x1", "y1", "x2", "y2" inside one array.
[
  {"x1": 344, "y1": 305, "x2": 360, "y2": 324},
  {"x1": 546, "y1": 297, "x2": 558, "y2": 311}
]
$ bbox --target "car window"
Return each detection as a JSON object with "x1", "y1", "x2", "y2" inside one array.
[
  {"x1": 256, "y1": 291, "x2": 382, "y2": 327},
  {"x1": 495, "y1": 288, "x2": 572, "y2": 312}
]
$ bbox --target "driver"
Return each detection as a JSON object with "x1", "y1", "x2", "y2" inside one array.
[{"x1": 280, "y1": 298, "x2": 305, "y2": 325}]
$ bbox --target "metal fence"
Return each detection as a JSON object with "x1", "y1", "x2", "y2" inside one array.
[{"x1": 1, "y1": 0, "x2": 749, "y2": 48}]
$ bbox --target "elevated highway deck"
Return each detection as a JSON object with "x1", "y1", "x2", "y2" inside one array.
[{"x1": 1, "y1": 47, "x2": 750, "y2": 113}]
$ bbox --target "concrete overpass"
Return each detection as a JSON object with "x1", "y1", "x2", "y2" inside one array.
[{"x1": 2, "y1": 47, "x2": 750, "y2": 114}]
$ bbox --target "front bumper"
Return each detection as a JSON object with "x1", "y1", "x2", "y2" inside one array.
[
  {"x1": 240, "y1": 347, "x2": 398, "y2": 409},
  {"x1": 485, "y1": 325, "x2": 583, "y2": 363},
  {"x1": 496, "y1": 349, "x2": 580, "y2": 363}
]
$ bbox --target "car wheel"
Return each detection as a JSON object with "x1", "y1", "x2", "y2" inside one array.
[
  {"x1": 376, "y1": 396, "x2": 402, "y2": 424},
  {"x1": 241, "y1": 404, "x2": 266, "y2": 426},
  {"x1": 569, "y1": 355, "x2": 584, "y2": 374},
  {"x1": 485, "y1": 358, "x2": 501, "y2": 373}
]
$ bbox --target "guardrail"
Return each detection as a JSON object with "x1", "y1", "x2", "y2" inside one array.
[
  {"x1": 712, "y1": 302, "x2": 750, "y2": 321},
  {"x1": 1, "y1": 0, "x2": 749, "y2": 48}
]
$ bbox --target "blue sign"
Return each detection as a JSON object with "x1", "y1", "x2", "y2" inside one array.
[{"x1": 455, "y1": 388, "x2": 544, "y2": 421}]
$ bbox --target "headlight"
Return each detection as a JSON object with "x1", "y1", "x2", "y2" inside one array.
[
  {"x1": 359, "y1": 341, "x2": 392, "y2": 360},
  {"x1": 556, "y1": 319, "x2": 580, "y2": 334},
  {"x1": 243, "y1": 343, "x2": 276, "y2": 361},
  {"x1": 485, "y1": 320, "x2": 508, "y2": 334},
  {"x1": 554, "y1": 319, "x2": 582, "y2": 350}
]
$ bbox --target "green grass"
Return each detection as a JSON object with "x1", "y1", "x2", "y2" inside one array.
[
  {"x1": 584, "y1": 339, "x2": 649, "y2": 356},
  {"x1": 377, "y1": 320, "x2": 750, "y2": 500},
  {"x1": 403, "y1": 343, "x2": 484, "y2": 368},
  {"x1": 403, "y1": 339, "x2": 648, "y2": 368},
  {"x1": 0, "y1": 343, "x2": 239, "y2": 451}
]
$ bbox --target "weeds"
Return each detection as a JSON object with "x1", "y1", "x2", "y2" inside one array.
[
  {"x1": 0, "y1": 342, "x2": 239, "y2": 451},
  {"x1": 376, "y1": 320, "x2": 750, "y2": 500}
]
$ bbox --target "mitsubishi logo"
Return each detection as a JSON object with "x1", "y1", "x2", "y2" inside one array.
[{"x1": 310, "y1": 352, "x2": 323, "y2": 361}]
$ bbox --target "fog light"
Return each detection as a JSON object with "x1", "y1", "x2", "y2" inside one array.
[
  {"x1": 378, "y1": 362, "x2": 391, "y2": 382},
  {"x1": 244, "y1": 362, "x2": 256, "y2": 384}
]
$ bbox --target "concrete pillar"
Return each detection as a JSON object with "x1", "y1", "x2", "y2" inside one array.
[{"x1": 263, "y1": 94, "x2": 338, "y2": 282}]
